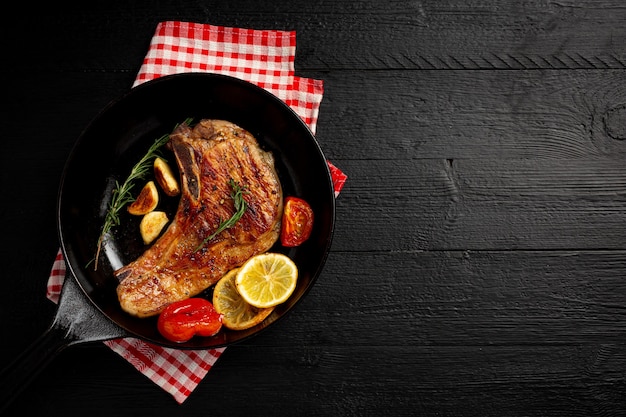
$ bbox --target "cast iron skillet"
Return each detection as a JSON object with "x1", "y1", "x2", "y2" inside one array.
[{"x1": 0, "y1": 73, "x2": 335, "y2": 408}]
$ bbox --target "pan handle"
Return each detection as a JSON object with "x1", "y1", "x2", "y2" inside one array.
[{"x1": 0, "y1": 273, "x2": 129, "y2": 412}]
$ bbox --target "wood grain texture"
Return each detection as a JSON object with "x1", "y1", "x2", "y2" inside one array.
[
  {"x1": 3, "y1": 1, "x2": 626, "y2": 72},
  {"x1": 315, "y1": 70, "x2": 626, "y2": 160},
  {"x1": 311, "y1": 251, "x2": 626, "y2": 345},
  {"x1": 0, "y1": 0, "x2": 625, "y2": 416},
  {"x1": 3, "y1": 343, "x2": 625, "y2": 416},
  {"x1": 331, "y1": 158, "x2": 626, "y2": 251}
]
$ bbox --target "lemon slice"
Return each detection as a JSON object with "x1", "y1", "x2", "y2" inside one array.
[
  {"x1": 213, "y1": 268, "x2": 275, "y2": 330},
  {"x1": 235, "y1": 253, "x2": 298, "y2": 308}
]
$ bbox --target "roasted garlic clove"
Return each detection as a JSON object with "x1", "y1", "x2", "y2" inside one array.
[
  {"x1": 140, "y1": 211, "x2": 169, "y2": 244},
  {"x1": 127, "y1": 181, "x2": 159, "y2": 215},
  {"x1": 154, "y1": 157, "x2": 180, "y2": 196}
]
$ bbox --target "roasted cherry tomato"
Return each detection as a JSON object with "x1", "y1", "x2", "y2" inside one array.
[
  {"x1": 280, "y1": 196, "x2": 314, "y2": 247},
  {"x1": 157, "y1": 298, "x2": 223, "y2": 343}
]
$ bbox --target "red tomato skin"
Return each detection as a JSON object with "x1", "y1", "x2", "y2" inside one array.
[
  {"x1": 280, "y1": 196, "x2": 314, "y2": 247},
  {"x1": 157, "y1": 298, "x2": 223, "y2": 343}
]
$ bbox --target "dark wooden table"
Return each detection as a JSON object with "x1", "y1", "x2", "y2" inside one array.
[{"x1": 2, "y1": 1, "x2": 625, "y2": 416}]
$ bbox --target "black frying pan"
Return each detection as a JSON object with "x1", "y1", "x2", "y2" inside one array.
[{"x1": 0, "y1": 73, "x2": 335, "y2": 408}]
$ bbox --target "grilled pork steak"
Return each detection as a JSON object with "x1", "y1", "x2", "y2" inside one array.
[{"x1": 115, "y1": 119, "x2": 283, "y2": 318}]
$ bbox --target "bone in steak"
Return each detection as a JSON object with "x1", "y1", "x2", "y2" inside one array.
[{"x1": 115, "y1": 119, "x2": 283, "y2": 318}]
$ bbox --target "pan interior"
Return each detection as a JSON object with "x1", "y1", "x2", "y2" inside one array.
[{"x1": 58, "y1": 73, "x2": 335, "y2": 348}]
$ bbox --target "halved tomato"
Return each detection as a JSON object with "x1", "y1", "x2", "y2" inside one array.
[
  {"x1": 280, "y1": 196, "x2": 314, "y2": 247},
  {"x1": 157, "y1": 298, "x2": 223, "y2": 343}
]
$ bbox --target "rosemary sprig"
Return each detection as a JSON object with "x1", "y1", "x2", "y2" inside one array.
[
  {"x1": 195, "y1": 178, "x2": 248, "y2": 252},
  {"x1": 93, "y1": 118, "x2": 192, "y2": 270}
]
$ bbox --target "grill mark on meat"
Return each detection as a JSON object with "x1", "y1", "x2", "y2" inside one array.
[{"x1": 114, "y1": 119, "x2": 283, "y2": 318}]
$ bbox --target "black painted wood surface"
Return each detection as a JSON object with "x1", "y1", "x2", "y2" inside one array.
[{"x1": 1, "y1": 1, "x2": 625, "y2": 416}]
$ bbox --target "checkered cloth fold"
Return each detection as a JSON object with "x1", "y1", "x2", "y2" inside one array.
[{"x1": 46, "y1": 21, "x2": 346, "y2": 404}]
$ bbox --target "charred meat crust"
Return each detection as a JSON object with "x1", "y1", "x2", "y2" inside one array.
[{"x1": 115, "y1": 119, "x2": 283, "y2": 318}]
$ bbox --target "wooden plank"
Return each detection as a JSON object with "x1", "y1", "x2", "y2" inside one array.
[
  {"x1": 283, "y1": 250, "x2": 626, "y2": 345},
  {"x1": 315, "y1": 70, "x2": 626, "y2": 161},
  {"x1": 210, "y1": 345, "x2": 626, "y2": 416},
  {"x1": 2, "y1": 1, "x2": 625, "y2": 72},
  {"x1": 332, "y1": 158, "x2": 626, "y2": 251},
  {"x1": 6, "y1": 343, "x2": 625, "y2": 416}
]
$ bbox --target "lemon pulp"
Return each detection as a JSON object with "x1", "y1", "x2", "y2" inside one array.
[
  {"x1": 213, "y1": 268, "x2": 274, "y2": 330},
  {"x1": 235, "y1": 253, "x2": 298, "y2": 308}
]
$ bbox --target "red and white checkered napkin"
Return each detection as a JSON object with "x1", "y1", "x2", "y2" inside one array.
[{"x1": 46, "y1": 21, "x2": 347, "y2": 404}]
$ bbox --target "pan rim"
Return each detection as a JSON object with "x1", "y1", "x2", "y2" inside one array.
[{"x1": 56, "y1": 72, "x2": 336, "y2": 349}]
